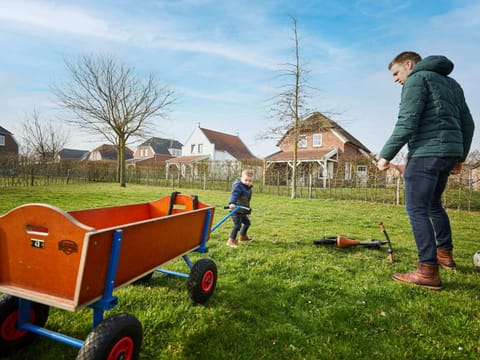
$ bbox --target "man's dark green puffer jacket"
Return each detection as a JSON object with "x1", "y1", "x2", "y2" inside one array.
[{"x1": 380, "y1": 55, "x2": 475, "y2": 162}]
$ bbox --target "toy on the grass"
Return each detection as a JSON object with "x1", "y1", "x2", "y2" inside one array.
[
  {"x1": 378, "y1": 222, "x2": 394, "y2": 263},
  {"x1": 313, "y1": 236, "x2": 387, "y2": 249},
  {"x1": 313, "y1": 222, "x2": 394, "y2": 264}
]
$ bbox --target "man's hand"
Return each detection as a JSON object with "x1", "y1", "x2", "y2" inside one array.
[
  {"x1": 450, "y1": 162, "x2": 463, "y2": 175},
  {"x1": 228, "y1": 203, "x2": 236, "y2": 211},
  {"x1": 377, "y1": 158, "x2": 390, "y2": 171}
]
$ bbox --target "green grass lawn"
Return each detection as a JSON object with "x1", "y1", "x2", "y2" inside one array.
[{"x1": 1, "y1": 184, "x2": 479, "y2": 359}]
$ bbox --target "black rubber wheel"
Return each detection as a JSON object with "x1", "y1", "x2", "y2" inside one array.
[
  {"x1": 0, "y1": 295, "x2": 50, "y2": 356},
  {"x1": 76, "y1": 313, "x2": 142, "y2": 360},
  {"x1": 188, "y1": 258, "x2": 217, "y2": 304},
  {"x1": 132, "y1": 272, "x2": 154, "y2": 285}
]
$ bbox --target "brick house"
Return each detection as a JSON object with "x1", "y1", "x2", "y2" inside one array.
[
  {"x1": 166, "y1": 125, "x2": 258, "y2": 179},
  {"x1": 0, "y1": 126, "x2": 19, "y2": 157},
  {"x1": 132, "y1": 137, "x2": 182, "y2": 167},
  {"x1": 88, "y1": 144, "x2": 134, "y2": 161},
  {"x1": 264, "y1": 112, "x2": 372, "y2": 187}
]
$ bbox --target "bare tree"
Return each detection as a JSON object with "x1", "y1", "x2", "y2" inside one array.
[
  {"x1": 52, "y1": 54, "x2": 175, "y2": 187},
  {"x1": 21, "y1": 108, "x2": 68, "y2": 163},
  {"x1": 264, "y1": 17, "x2": 312, "y2": 199}
]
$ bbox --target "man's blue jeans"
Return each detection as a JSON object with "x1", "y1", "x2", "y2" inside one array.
[{"x1": 404, "y1": 157, "x2": 458, "y2": 265}]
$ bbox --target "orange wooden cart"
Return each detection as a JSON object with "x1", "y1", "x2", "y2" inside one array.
[{"x1": 0, "y1": 192, "x2": 222, "y2": 359}]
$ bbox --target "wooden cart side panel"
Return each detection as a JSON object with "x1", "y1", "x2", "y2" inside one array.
[
  {"x1": 148, "y1": 194, "x2": 211, "y2": 217},
  {"x1": 68, "y1": 203, "x2": 152, "y2": 230},
  {"x1": 77, "y1": 207, "x2": 215, "y2": 308},
  {"x1": 66, "y1": 194, "x2": 212, "y2": 229},
  {"x1": 0, "y1": 204, "x2": 92, "y2": 307}
]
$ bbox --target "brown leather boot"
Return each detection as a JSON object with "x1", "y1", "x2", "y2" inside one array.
[
  {"x1": 392, "y1": 263, "x2": 442, "y2": 290},
  {"x1": 437, "y1": 249, "x2": 456, "y2": 270},
  {"x1": 226, "y1": 238, "x2": 238, "y2": 248},
  {"x1": 239, "y1": 235, "x2": 252, "y2": 242}
]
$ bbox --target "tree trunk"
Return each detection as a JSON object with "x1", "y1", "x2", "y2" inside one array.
[{"x1": 118, "y1": 139, "x2": 126, "y2": 187}]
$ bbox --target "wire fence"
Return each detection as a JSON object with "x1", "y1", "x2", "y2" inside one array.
[{"x1": 1, "y1": 156, "x2": 478, "y2": 212}]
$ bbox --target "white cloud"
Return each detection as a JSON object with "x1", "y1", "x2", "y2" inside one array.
[
  {"x1": 354, "y1": 0, "x2": 411, "y2": 18},
  {"x1": 149, "y1": 37, "x2": 277, "y2": 70},
  {"x1": 0, "y1": 0, "x2": 279, "y2": 70},
  {"x1": 0, "y1": 1, "x2": 128, "y2": 41}
]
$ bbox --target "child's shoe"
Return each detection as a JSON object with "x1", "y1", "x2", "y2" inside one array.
[
  {"x1": 226, "y1": 238, "x2": 238, "y2": 248},
  {"x1": 239, "y1": 235, "x2": 253, "y2": 242}
]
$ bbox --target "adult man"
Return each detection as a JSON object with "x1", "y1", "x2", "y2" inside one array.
[{"x1": 377, "y1": 51, "x2": 475, "y2": 290}]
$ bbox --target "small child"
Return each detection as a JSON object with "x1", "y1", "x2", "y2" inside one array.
[{"x1": 226, "y1": 169, "x2": 254, "y2": 248}]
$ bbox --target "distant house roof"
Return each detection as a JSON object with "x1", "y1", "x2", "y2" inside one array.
[
  {"x1": 277, "y1": 112, "x2": 371, "y2": 154},
  {"x1": 138, "y1": 137, "x2": 182, "y2": 155},
  {"x1": 165, "y1": 155, "x2": 209, "y2": 164},
  {"x1": 200, "y1": 128, "x2": 257, "y2": 160},
  {"x1": 91, "y1": 144, "x2": 134, "y2": 161},
  {"x1": 0, "y1": 126, "x2": 13, "y2": 135},
  {"x1": 58, "y1": 148, "x2": 90, "y2": 160},
  {"x1": 266, "y1": 148, "x2": 336, "y2": 162}
]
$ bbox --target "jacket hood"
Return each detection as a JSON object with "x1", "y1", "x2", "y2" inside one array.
[{"x1": 410, "y1": 55, "x2": 454, "y2": 77}]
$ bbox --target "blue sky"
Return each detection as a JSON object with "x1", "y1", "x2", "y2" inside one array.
[{"x1": 0, "y1": 0, "x2": 478, "y2": 158}]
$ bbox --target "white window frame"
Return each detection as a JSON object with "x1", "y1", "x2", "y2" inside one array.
[
  {"x1": 313, "y1": 133, "x2": 322, "y2": 147},
  {"x1": 191, "y1": 144, "x2": 196, "y2": 154},
  {"x1": 0, "y1": 135, "x2": 5, "y2": 146}
]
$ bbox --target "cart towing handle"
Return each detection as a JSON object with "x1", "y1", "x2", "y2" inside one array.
[
  {"x1": 222, "y1": 205, "x2": 250, "y2": 212},
  {"x1": 210, "y1": 205, "x2": 250, "y2": 233}
]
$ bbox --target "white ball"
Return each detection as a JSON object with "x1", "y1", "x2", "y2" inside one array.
[{"x1": 473, "y1": 251, "x2": 480, "y2": 270}]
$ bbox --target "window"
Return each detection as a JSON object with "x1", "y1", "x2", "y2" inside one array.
[
  {"x1": 313, "y1": 133, "x2": 322, "y2": 147},
  {"x1": 191, "y1": 144, "x2": 196, "y2": 154},
  {"x1": 169, "y1": 148, "x2": 181, "y2": 157},
  {"x1": 198, "y1": 143, "x2": 203, "y2": 153},
  {"x1": 298, "y1": 135, "x2": 307, "y2": 148},
  {"x1": 0, "y1": 135, "x2": 4, "y2": 146},
  {"x1": 356, "y1": 165, "x2": 368, "y2": 187},
  {"x1": 357, "y1": 165, "x2": 367, "y2": 174},
  {"x1": 344, "y1": 163, "x2": 352, "y2": 180}
]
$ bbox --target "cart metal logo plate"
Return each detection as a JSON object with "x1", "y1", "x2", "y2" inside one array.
[{"x1": 58, "y1": 240, "x2": 78, "y2": 255}]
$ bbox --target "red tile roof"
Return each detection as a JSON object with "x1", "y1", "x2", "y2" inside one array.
[{"x1": 201, "y1": 128, "x2": 257, "y2": 160}]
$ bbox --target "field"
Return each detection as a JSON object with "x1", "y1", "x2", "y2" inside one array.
[{"x1": 0, "y1": 183, "x2": 479, "y2": 359}]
